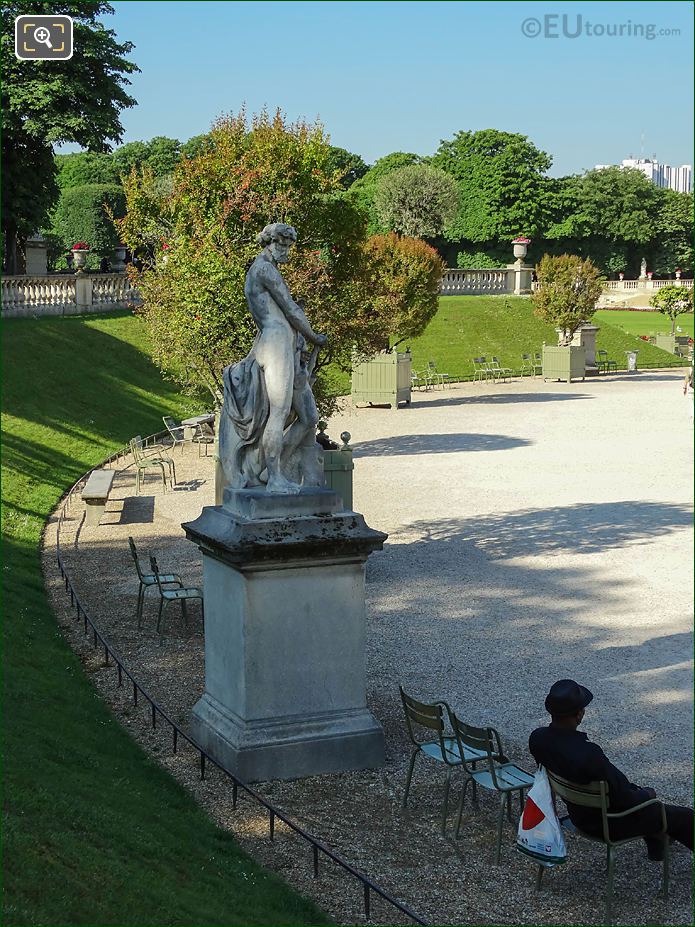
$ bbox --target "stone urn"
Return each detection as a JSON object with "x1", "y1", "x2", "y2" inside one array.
[
  {"x1": 512, "y1": 237, "x2": 530, "y2": 260},
  {"x1": 618, "y1": 272, "x2": 625, "y2": 281},
  {"x1": 71, "y1": 248, "x2": 89, "y2": 273},
  {"x1": 675, "y1": 269, "x2": 682, "y2": 280},
  {"x1": 112, "y1": 245, "x2": 127, "y2": 272}
]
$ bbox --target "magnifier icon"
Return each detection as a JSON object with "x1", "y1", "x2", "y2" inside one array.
[{"x1": 34, "y1": 26, "x2": 53, "y2": 49}]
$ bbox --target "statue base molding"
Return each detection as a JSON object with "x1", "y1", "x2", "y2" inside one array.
[{"x1": 183, "y1": 488, "x2": 387, "y2": 781}]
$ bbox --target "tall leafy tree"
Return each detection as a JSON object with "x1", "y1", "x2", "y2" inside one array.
[
  {"x1": 349, "y1": 151, "x2": 422, "y2": 233},
  {"x1": 112, "y1": 136, "x2": 181, "y2": 179},
  {"x1": 533, "y1": 254, "x2": 604, "y2": 345},
  {"x1": 55, "y1": 151, "x2": 121, "y2": 188},
  {"x1": 432, "y1": 129, "x2": 553, "y2": 242},
  {"x1": 373, "y1": 164, "x2": 458, "y2": 239},
  {"x1": 652, "y1": 189, "x2": 693, "y2": 275},
  {"x1": 324, "y1": 145, "x2": 369, "y2": 189},
  {"x1": 1, "y1": 1, "x2": 138, "y2": 271}
]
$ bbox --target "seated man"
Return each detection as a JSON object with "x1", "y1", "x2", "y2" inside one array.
[{"x1": 529, "y1": 679, "x2": 693, "y2": 861}]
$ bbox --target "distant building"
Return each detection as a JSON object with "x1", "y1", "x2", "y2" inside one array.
[{"x1": 594, "y1": 158, "x2": 692, "y2": 193}]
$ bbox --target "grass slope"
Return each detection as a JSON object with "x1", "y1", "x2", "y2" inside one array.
[
  {"x1": 594, "y1": 309, "x2": 694, "y2": 338},
  {"x1": 402, "y1": 296, "x2": 689, "y2": 381},
  {"x1": 2, "y1": 313, "x2": 327, "y2": 926}
]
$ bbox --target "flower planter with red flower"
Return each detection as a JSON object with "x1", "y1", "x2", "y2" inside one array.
[
  {"x1": 71, "y1": 242, "x2": 90, "y2": 273},
  {"x1": 618, "y1": 272, "x2": 625, "y2": 281},
  {"x1": 647, "y1": 271, "x2": 653, "y2": 280},
  {"x1": 675, "y1": 269, "x2": 682, "y2": 280},
  {"x1": 512, "y1": 236, "x2": 531, "y2": 260}
]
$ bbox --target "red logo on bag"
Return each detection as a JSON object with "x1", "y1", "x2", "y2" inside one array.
[{"x1": 522, "y1": 796, "x2": 545, "y2": 830}]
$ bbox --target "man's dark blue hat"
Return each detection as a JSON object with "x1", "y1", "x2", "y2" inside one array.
[{"x1": 545, "y1": 679, "x2": 594, "y2": 716}]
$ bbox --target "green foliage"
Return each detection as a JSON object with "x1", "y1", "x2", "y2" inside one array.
[
  {"x1": 117, "y1": 111, "x2": 374, "y2": 410},
  {"x1": 432, "y1": 129, "x2": 553, "y2": 242},
  {"x1": 324, "y1": 145, "x2": 369, "y2": 188},
  {"x1": 573, "y1": 167, "x2": 659, "y2": 244},
  {"x1": 349, "y1": 151, "x2": 422, "y2": 233},
  {"x1": 180, "y1": 133, "x2": 216, "y2": 160},
  {"x1": 51, "y1": 183, "x2": 127, "y2": 261},
  {"x1": 112, "y1": 136, "x2": 182, "y2": 179},
  {"x1": 533, "y1": 253, "x2": 605, "y2": 344},
  {"x1": 652, "y1": 189, "x2": 694, "y2": 274},
  {"x1": 594, "y1": 309, "x2": 693, "y2": 339},
  {"x1": 1, "y1": 312, "x2": 328, "y2": 926},
  {"x1": 650, "y1": 284, "x2": 694, "y2": 334},
  {"x1": 373, "y1": 164, "x2": 458, "y2": 239},
  {"x1": 1, "y1": 1, "x2": 138, "y2": 271},
  {"x1": 56, "y1": 151, "x2": 121, "y2": 188},
  {"x1": 456, "y1": 249, "x2": 507, "y2": 268},
  {"x1": 365, "y1": 233, "x2": 444, "y2": 348}
]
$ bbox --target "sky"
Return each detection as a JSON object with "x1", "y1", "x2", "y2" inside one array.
[{"x1": 82, "y1": 0, "x2": 694, "y2": 176}]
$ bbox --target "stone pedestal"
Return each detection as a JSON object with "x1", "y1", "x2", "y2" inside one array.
[
  {"x1": 182, "y1": 487, "x2": 387, "y2": 782},
  {"x1": 75, "y1": 274, "x2": 92, "y2": 308},
  {"x1": 558, "y1": 322, "x2": 600, "y2": 374},
  {"x1": 506, "y1": 260, "x2": 533, "y2": 295}
]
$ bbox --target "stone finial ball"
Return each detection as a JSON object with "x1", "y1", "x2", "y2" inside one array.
[
  {"x1": 257, "y1": 223, "x2": 298, "y2": 247},
  {"x1": 340, "y1": 431, "x2": 351, "y2": 447}
]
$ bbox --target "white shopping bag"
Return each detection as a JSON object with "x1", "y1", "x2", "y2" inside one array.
[{"x1": 517, "y1": 766, "x2": 567, "y2": 864}]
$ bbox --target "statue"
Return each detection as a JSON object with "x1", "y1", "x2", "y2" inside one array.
[
  {"x1": 218, "y1": 223, "x2": 327, "y2": 494},
  {"x1": 640, "y1": 257, "x2": 647, "y2": 278}
]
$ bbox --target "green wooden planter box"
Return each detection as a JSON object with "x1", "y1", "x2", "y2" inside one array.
[
  {"x1": 351, "y1": 350, "x2": 412, "y2": 409},
  {"x1": 655, "y1": 333, "x2": 677, "y2": 354},
  {"x1": 542, "y1": 345, "x2": 586, "y2": 383},
  {"x1": 323, "y1": 445, "x2": 354, "y2": 510}
]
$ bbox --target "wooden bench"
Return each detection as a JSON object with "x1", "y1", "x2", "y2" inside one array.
[{"x1": 81, "y1": 469, "x2": 116, "y2": 526}]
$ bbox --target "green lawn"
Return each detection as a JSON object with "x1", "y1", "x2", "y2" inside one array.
[
  {"x1": 2, "y1": 312, "x2": 328, "y2": 926},
  {"x1": 594, "y1": 309, "x2": 694, "y2": 338}
]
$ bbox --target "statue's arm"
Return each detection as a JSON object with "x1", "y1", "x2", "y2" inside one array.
[{"x1": 262, "y1": 264, "x2": 324, "y2": 343}]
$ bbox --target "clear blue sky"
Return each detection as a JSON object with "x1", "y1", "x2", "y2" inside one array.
[{"x1": 90, "y1": 0, "x2": 693, "y2": 176}]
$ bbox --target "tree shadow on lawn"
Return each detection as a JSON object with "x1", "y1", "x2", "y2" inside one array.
[
  {"x1": 366, "y1": 502, "x2": 693, "y2": 798},
  {"x1": 354, "y1": 433, "x2": 532, "y2": 457}
]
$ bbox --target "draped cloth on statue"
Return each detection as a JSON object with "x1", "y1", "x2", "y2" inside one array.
[{"x1": 219, "y1": 345, "x2": 270, "y2": 489}]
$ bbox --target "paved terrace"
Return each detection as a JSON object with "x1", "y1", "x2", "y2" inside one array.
[{"x1": 44, "y1": 370, "x2": 693, "y2": 926}]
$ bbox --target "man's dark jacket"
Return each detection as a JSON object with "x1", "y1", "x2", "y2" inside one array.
[{"x1": 529, "y1": 725, "x2": 658, "y2": 839}]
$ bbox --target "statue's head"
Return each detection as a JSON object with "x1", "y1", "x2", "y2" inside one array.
[{"x1": 258, "y1": 223, "x2": 297, "y2": 264}]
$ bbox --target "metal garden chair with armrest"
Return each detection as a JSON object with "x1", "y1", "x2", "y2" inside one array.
[
  {"x1": 191, "y1": 422, "x2": 214, "y2": 457},
  {"x1": 149, "y1": 555, "x2": 204, "y2": 644},
  {"x1": 473, "y1": 357, "x2": 492, "y2": 383},
  {"x1": 427, "y1": 360, "x2": 451, "y2": 389},
  {"x1": 128, "y1": 536, "x2": 183, "y2": 627},
  {"x1": 596, "y1": 349, "x2": 618, "y2": 374},
  {"x1": 130, "y1": 437, "x2": 171, "y2": 494},
  {"x1": 533, "y1": 352, "x2": 543, "y2": 376},
  {"x1": 399, "y1": 686, "x2": 487, "y2": 834},
  {"x1": 521, "y1": 354, "x2": 537, "y2": 377},
  {"x1": 162, "y1": 416, "x2": 186, "y2": 453},
  {"x1": 489, "y1": 357, "x2": 513, "y2": 383},
  {"x1": 448, "y1": 709, "x2": 534, "y2": 863},
  {"x1": 133, "y1": 435, "x2": 177, "y2": 487},
  {"x1": 540, "y1": 769, "x2": 669, "y2": 924}
]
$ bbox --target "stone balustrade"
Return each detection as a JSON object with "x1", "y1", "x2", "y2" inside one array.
[
  {"x1": 604, "y1": 279, "x2": 693, "y2": 290},
  {"x1": 441, "y1": 268, "x2": 514, "y2": 295},
  {"x1": 1, "y1": 273, "x2": 142, "y2": 318}
]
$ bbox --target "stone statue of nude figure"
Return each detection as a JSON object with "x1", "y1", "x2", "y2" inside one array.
[{"x1": 218, "y1": 223, "x2": 327, "y2": 494}]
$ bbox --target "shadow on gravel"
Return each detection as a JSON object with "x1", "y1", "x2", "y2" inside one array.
[
  {"x1": 409, "y1": 391, "x2": 592, "y2": 409},
  {"x1": 354, "y1": 433, "x2": 532, "y2": 457},
  {"x1": 404, "y1": 500, "x2": 693, "y2": 558},
  {"x1": 118, "y1": 495, "x2": 155, "y2": 525}
]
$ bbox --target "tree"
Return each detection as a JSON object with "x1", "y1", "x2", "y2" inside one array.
[
  {"x1": 432, "y1": 129, "x2": 553, "y2": 242},
  {"x1": 324, "y1": 146, "x2": 369, "y2": 188},
  {"x1": 373, "y1": 164, "x2": 458, "y2": 239},
  {"x1": 365, "y1": 234, "x2": 444, "y2": 349},
  {"x1": 112, "y1": 136, "x2": 181, "y2": 179},
  {"x1": 1, "y1": 1, "x2": 138, "y2": 272},
  {"x1": 533, "y1": 254, "x2": 604, "y2": 345},
  {"x1": 651, "y1": 189, "x2": 693, "y2": 275},
  {"x1": 55, "y1": 151, "x2": 120, "y2": 188},
  {"x1": 650, "y1": 285, "x2": 693, "y2": 334},
  {"x1": 117, "y1": 111, "x2": 385, "y2": 411},
  {"x1": 51, "y1": 183, "x2": 127, "y2": 266},
  {"x1": 349, "y1": 151, "x2": 422, "y2": 233}
]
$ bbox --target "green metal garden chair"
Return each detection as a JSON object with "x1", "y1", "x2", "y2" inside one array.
[
  {"x1": 596, "y1": 349, "x2": 618, "y2": 374},
  {"x1": 427, "y1": 360, "x2": 451, "y2": 389},
  {"x1": 489, "y1": 357, "x2": 513, "y2": 382},
  {"x1": 130, "y1": 436, "x2": 176, "y2": 493},
  {"x1": 162, "y1": 415, "x2": 186, "y2": 453},
  {"x1": 399, "y1": 687, "x2": 486, "y2": 834},
  {"x1": 533, "y1": 352, "x2": 543, "y2": 376},
  {"x1": 521, "y1": 354, "x2": 536, "y2": 377},
  {"x1": 191, "y1": 422, "x2": 214, "y2": 457},
  {"x1": 448, "y1": 709, "x2": 534, "y2": 863},
  {"x1": 128, "y1": 537, "x2": 183, "y2": 627},
  {"x1": 540, "y1": 769, "x2": 669, "y2": 924},
  {"x1": 149, "y1": 555, "x2": 204, "y2": 644},
  {"x1": 473, "y1": 357, "x2": 491, "y2": 383}
]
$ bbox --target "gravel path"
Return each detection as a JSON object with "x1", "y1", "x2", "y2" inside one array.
[{"x1": 43, "y1": 370, "x2": 693, "y2": 926}]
